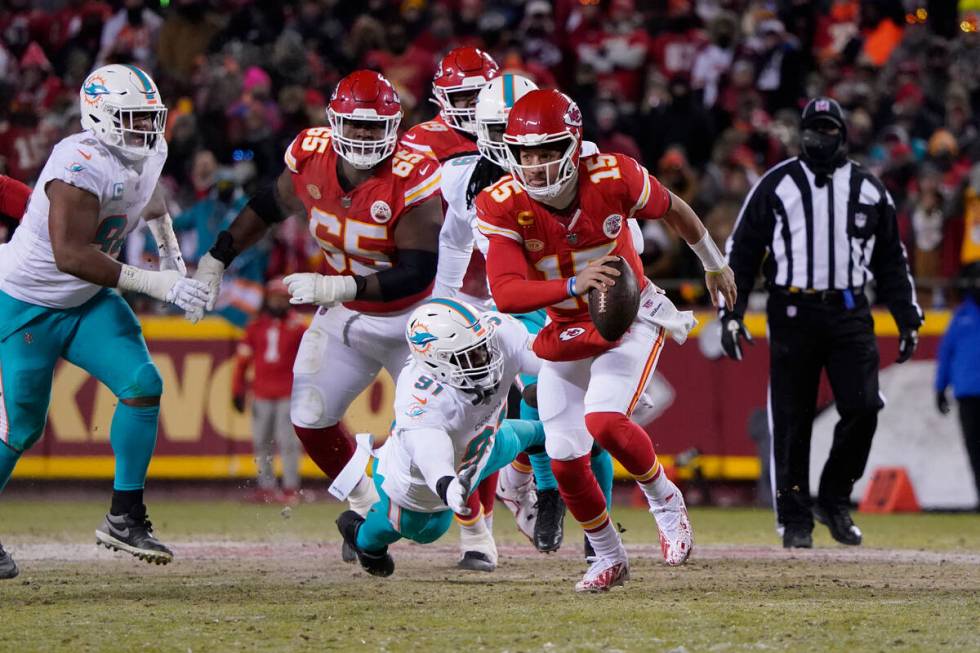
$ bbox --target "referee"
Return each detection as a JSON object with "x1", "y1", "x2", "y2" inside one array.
[{"x1": 721, "y1": 98, "x2": 922, "y2": 549}]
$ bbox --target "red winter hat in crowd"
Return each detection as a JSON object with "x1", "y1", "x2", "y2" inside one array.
[
  {"x1": 894, "y1": 82, "x2": 923, "y2": 105},
  {"x1": 20, "y1": 42, "x2": 51, "y2": 71}
]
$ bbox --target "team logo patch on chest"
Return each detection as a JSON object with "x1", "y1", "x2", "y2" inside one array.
[
  {"x1": 525, "y1": 239, "x2": 544, "y2": 252},
  {"x1": 603, "y1": 214, "x2": 624, "y2": 239},
  {"x1": 371, "y1": 200, "x2": 393, "y2": 224},
  {"x1": 306, "y1": 184, "x2": 321, "y2": 200}
]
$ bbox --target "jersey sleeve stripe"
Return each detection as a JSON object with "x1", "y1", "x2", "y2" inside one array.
[
  {"x1": 629, "y1": 171, "x2": 652, "y2": 217},
  {"x1": 404, "y1": 173, "x2": 442, "y2": 204},
  {"x1": 403, "y1": 141, "x2": 434, "y2": 154},
  {"x1": 284, "y1": 138, "x2": 299, "y2": 173},
  {"x1": 476, "y1": 218, "x2": 523, "y2": 243}
]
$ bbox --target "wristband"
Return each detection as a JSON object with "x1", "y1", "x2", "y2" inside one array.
[
  {"x1": 567, "y1": 276, "x2": 578, "y2": 297},
  {"x1": 209, "y1": 230, "x2": 238, "y2": 267},
  {"x1": 689, "y1": 231, "x2": 727, "y2": 272}
]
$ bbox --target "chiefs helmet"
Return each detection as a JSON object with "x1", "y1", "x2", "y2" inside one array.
[
  {"x1": 503, "y1": 89, "x2": 583, "y2": 200},
  {"x1": 327, "y1": 70, "x2": 402, "y2": 169},
  {"x1": 475, "y1": 73, "x2": 539, "y2": 169},
  {"x1": 432, "y1": 47, "x2": 500, "y2": 135}
]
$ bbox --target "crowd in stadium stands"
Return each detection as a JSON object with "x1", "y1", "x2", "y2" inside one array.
[{"x1": 1, "y1": 0, "x2": 978, "y2": 319}]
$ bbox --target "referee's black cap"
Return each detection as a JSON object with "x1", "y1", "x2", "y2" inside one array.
[{"x1": 801, "y1": 97, "x2": 846, "y2": 132}]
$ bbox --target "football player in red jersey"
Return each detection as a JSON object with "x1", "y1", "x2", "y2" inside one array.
[
  {"x1": 187, "y1": 71, "x2": 444, "y2": 533},
  {"x1": 402, "y1": 46, "x2": 503, "y2": 567},
  {"x1": 476, "y1": 89, "x2": 737, "y2": 592}
]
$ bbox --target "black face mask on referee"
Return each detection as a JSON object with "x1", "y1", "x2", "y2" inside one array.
[{"x1": 799, "y1": 98, "x2": 847, "y2": 186}]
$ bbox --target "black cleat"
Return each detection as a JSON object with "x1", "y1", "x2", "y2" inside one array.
[
  {"x1": 782, "y1": 526, "x2": 813, "y2": 549},
  {"x1": 341, "y1": 540, "x2": 357, "y2": 564},
  {"x1": 814, "y1": 504, "x2": 863, "y2": 546},
  {"x1": 533, "y1": 489, "x2": 565, "y2": 553},
  {"x1": 583, "y1": 533, "x2": 596, "y2": 562},
  {"x1": 0, "y1": 541, "x2": 19, "y2": 579},
  {"x1": 336, "y1": 510, "x2": 394, "y2": 577},
  {"x1": 95, "y1": 504, "x2": 173, "y2": 565},
  {"x1": 457, "y1": 551, "x2": 496, "y2": 572}
]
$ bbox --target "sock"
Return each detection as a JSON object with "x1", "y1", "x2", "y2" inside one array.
[
  {"x1": 506, "y1": 454, "x2": 533, "y2": 487},
  {"x1": 111, "y1": 489, "x2": 143, "y2": 516},
  {"x1": 0, "y1": 441, "x2": 22, "y2": 493},
  {"x1": 348, "y1": 475, "x2": 378, "y2": 517},
  {"x1": 485, "y1": 511, "x2": 493, "y2": 534},
  {"x1": 293, "y1": 423, "x2": 354, "y2": 479},
  {"x1": 591, "y1": 447, "x2": 614, "y2": 509},
  {"x1": 109, "y1": 402, "x2": 160, "y2": 491},
  {"x1": 637, "y1": 460, "x2": 674, "y2": 505},
  {"x1": 584, "y1": 411, "x2": 656, "y2": 477},
  {"x1": 551, "y1": 454, "x2": 608, "y2": 526},
  {"x1": 529, "y1": 451, "x2": 557, "y2": 491},
  {"x1": 478, "y1": 471, "x2": 498, "y2": 520},
  {"x1": 457, "y1": 494, "x2": 483, "y2": 527},
  {"x1": 584, "y1": 517, "x2": 625, "y2": 562}
]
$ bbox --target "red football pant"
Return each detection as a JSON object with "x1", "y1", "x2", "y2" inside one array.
[
  {"x1": 551, "y1": 456, "x2": 609, "y2": 531},
  {"x1": 584, "y1": 411, "x2": 657, "y2": 478}
]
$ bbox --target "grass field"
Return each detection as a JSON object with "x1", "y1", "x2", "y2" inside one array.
[{"x1": 1, "y1": 498, "x2": 979, "y2": 652}]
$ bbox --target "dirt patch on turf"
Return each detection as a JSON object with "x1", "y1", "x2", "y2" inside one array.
[{"x1": 13, "y1": 540, "x2": 980, "y2": 565}]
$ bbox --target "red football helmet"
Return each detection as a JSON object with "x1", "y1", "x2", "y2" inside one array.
[
  {"x1": 432, "y1": 47, "x2": 500, "y2": 134},
  {"x1": 327, "y1": 70, "x2": 403, "y2": 169},
  {"x1": 503, "y1": 89, "x2": 583, "y2": 200}
]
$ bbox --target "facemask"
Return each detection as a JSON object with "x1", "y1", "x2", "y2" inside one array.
[
  {"x1": 801, "y1": 128, "x2": 845, "y2": 174},
  {"x1": 127, "y1": 7, "x2": 144, "y2": 26}
]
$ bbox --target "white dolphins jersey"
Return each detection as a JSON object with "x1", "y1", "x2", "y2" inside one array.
[
  {"x1": 376, "y1": 312, "x2": 540, "y2": 512},
  {"x1": 434, "y1": 141, "x2": 644, "y2": 297},
  {"x1": 0, "y1": 131, "x2": 166, "y2": 308}
]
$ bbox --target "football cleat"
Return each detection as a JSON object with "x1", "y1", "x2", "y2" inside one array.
[
  {"x1": 0, "y1": 541, "x2": 19, "y2": 579},
  {"x1": 814, "y1": 503, "x2": 862, "y2": 546},
  {"x1": 457, "y1": 551, "x2": 496, "y2": 572},
  {"x1": 335, "y1": 510, "x2": 394, "y2": 577},
  {"x1": 458, "y1": 520, "x2": 498, "y2": 572},
  {"x1": 782, "y1": 526, "x2": 813, "y2": 549},
  {"x1": 533, "y1": 489, "x2": 565, "y2": 553},
  {"x1": 341, "y1": 540, "x2": 357, "y2": 564},
  {"x1": 95, "y1": 505, "x2": 174, "y2": 565},
  {"x1": 648, "y1": 481, "x2": 693, "y2": 566},
  {"x1": 575, "y1": 556, "x2": 630, "y2": 593},
  {"x1": 495, "y1": 470, "x2": 537, "y2": 543}
]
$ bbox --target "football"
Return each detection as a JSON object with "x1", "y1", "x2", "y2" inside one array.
[{"x1": 588, "y1": 256, "x2": 640, "y2": 341}]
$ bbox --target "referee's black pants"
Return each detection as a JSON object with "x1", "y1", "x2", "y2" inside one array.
[{"x1": 767, "y1": 290, "x2": 884, "y2": 531}]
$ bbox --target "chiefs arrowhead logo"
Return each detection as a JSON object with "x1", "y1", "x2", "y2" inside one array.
[{"x1": 564, "y1": 102, "x2": 582, "y2": 128}]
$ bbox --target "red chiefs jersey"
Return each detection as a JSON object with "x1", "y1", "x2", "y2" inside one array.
[
  {"x1": 233, "y1": 312, "x2": 307, "y2": 400},
  {"x1": 476, "y1": 152, "x2": 672, "y2": 360},
  {"x1": 283, "y1": 127, "x2": 442, "y2": 314},
  {"x1": 0, "y1": 174, "x2": 30, "y2": 221},
  {"x1": 400, "y1": 114, "x2": 478, "y2": 162}
]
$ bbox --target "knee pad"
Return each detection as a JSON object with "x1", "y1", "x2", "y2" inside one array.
[
  {"x1": 293, "y1": 328, "x2": 326, "y2": 375},
  {"x1": 543, "y1": 425, "x2": 593, "y2": 461},
  {"x1": 128, "y1": 361, "x2": 163, "y2": 398},
  {"x1": 290, "y1": 386, "x2": 332, "y2": 428}
]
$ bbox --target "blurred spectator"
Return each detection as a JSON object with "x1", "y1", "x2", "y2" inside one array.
[
  {"x1": 935, "y1": 263, "x2": 980, "y2": 511},
  {"x1": 910, "y1": 169, "x2": 947, "y2": 307},
  {"x1": 752, "y1": 19, "x2": 802, "y2": 113},
  {"x1": 232, "y1": 278, "x2": 306, "y2": 505},
  {"x1": 953, "y1": 164, "x2": 980, "y2": 268},
  {"x1": 573, "y1": 0, "x2": 648, "y2": 112},
  {"x1": 593, "y1": 100, "x2": 642, "y2": 162},
  {"x1": 519, "y1": 1, "x2": 563, "y2": 75},
  {"x1": 364, "y1": 21, "x2": 436, "y2": 115},
  {"x1": 640, "y1": 73, "x2": 713, "y2": 169},
  {"x1": 173, "y1": 167, "x2": 246, "y2": 264},
  {"x1": 156, "y1": 0, "x2": 221, "y2": 88},
  {"x1": 96, "y1": 0, "x2": 162, "y2": 68},
  {"x1": 691, "y1": 11, "x2": 738, "y2": 109}
]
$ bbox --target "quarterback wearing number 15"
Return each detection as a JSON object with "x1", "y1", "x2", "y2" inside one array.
[{"x1": 0, "y1": 64, "x2": 208, "y2": 578}]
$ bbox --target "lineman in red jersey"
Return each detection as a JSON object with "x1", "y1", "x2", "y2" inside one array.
[
  {"x1": 476, "y1": 90, "x2": 737, "y2": 592},
  {"x1": 186, "y1": 71, "x2": 444, "y2": 530},
  {"x1": 402, "y1": 46, "x2": 504, "y2": 569}
]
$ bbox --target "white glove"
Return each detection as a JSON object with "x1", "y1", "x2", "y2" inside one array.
[
  {"x1": 445, "y1": 464, "x2": 479, "y2": 516},
  {"x1": 283, "y1": 273, "x2": 357, "y2": 307},
  {"x1": 184, "y1": 253, "x2": 225, "y2": 323},
  {"x1": 117, "y1": 264, "x2": 209, "y2": 313}
]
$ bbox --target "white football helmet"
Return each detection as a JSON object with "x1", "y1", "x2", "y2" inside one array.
[
  {"x1": 405, "y1": 299, "x2": 504, "y2": 392},
  {"x1": 79, "y1": 64, "x2": 167, "y2": 159},
  {"x1": 476, "y1": 73, "x2": 539, "y2": 169}
]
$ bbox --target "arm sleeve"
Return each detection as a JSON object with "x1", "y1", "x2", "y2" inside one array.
[
  {"x1": 870, "y1": 193, "x2": 923, "y2": 330},
  {"x1": 484, "y1": 235, "x2": 570, "y2": 313},
  {"x1": 725, "y1": 177, "x2": 775, "y2": 317},
  {"x1": 934, "y1": 314, "x2": 957, "y2": 393},
  {"x1": 0, "y1": 175, "x2": 30, "y2": 220},
  {"x1": 232, "y1": 331, "x2": 254, "y2": 397},
  {"x1": 433, "y1": 201, "x2": 475, "y2": 297},
  {"x1": 401, "y1": 426, "x2": 458, "y2": 495}
]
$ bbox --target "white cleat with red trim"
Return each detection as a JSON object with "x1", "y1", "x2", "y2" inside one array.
[
  {"x1": 495, "y1": 469, "x2": 537, "y2": 543},
  {"x1": 648, "y1": 480, "x2": 693, "y2": 566},
  {"x1": 574, "y1": 554, "x2": 630, "y2": 593}
]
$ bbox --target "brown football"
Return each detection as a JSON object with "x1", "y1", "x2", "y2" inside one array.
[{"x1": 588, "y1": 256, "x2": 640, "y2": 342}]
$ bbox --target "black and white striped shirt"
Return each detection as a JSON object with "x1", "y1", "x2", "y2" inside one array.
[{"x1": 726, "y1": 157, "x2": 922, "y2": 328}]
